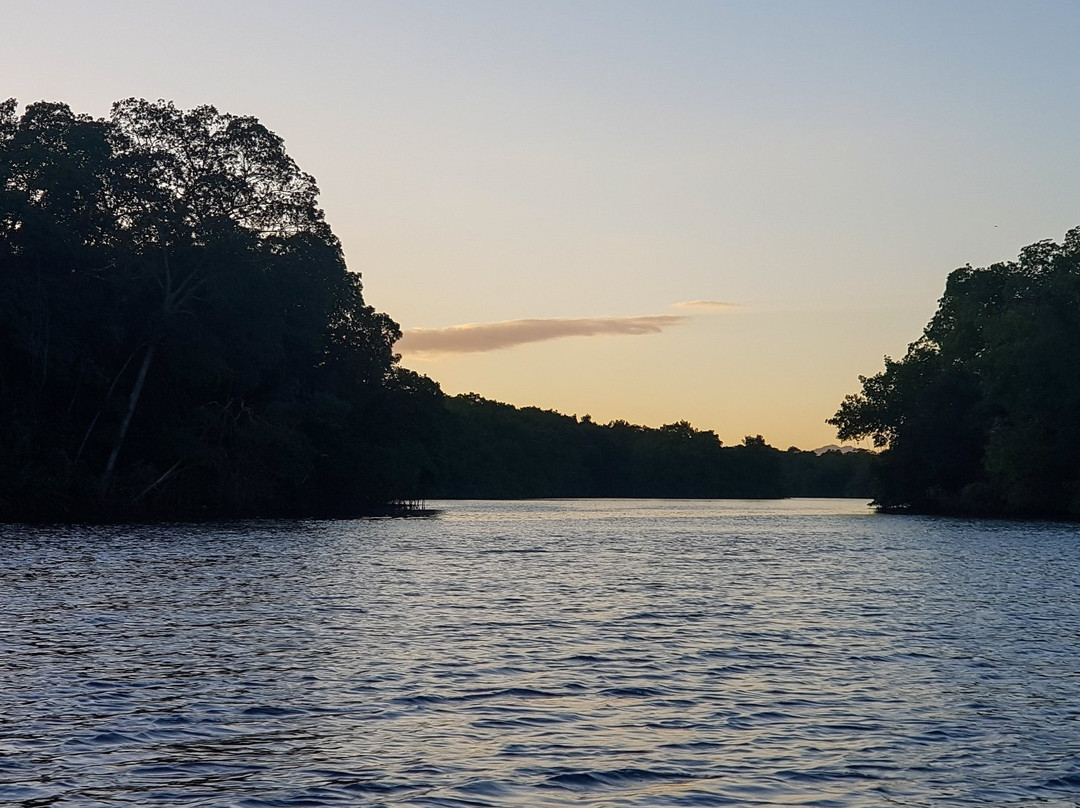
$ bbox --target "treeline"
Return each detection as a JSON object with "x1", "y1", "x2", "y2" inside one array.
[
  {"x1": 434, "y1": 394, "x2": 874, "y2": 500},
  {"x1": 0, "y1": 98, "x2": 870, "y2": 522},
  {"x1": 831, "y1": 228, "x2": 1080, "y2": 519}
]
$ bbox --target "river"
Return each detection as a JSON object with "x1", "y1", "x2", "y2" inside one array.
[{"x1": 3, "y1": 499, "x2": 1080, "y2": 806}]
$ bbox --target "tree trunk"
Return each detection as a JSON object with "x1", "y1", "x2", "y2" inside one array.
[{"x1": 100, "y1": 342, "x2": 156, "y2": 495}]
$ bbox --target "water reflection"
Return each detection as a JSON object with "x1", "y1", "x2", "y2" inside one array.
[{"x1": 3, "y1": 500, "x2": 1080, "y2": 806}]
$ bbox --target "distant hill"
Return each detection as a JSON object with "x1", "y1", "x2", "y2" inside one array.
[{"x1": 812, "y1": 444, "x2": 858, "y2": 456}]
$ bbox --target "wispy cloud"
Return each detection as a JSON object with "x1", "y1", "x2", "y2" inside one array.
[
  {"x1": 673, "y1": 300, "x2": 737, "y2": 310},
  {"x1": 399, "y1": 314, "x2": 688, "y2": 358}
]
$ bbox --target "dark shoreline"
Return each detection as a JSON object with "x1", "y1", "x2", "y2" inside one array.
[
  {"x1": 874, "y1": 503, "x2": 1080, "y2": 524},
  {"x1": 13, "y1": 494, "x2": 1078, "y2": 526},
  {"x1": 0, "y1": 501, "x2": 441, "y2": 527}
]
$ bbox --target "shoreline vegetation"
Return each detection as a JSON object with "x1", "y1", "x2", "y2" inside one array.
[
  {"x1": 5, "y1": 98, "x2": 1066, "y2": 523},
  {"x1": 831, "y1": 227, "x2": 1080, "y2": 520}
]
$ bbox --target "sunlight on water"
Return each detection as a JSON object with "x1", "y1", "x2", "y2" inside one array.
[{"x1": 3, "y1": 499, "x2": 1080, "y2": 806}]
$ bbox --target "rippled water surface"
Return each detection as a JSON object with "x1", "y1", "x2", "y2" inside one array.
[{"x1": 4, "y1": 499, "x2": 1080, "y2": 806}]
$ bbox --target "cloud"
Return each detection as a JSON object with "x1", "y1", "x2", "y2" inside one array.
[
  {"x1": 399, "y1": 314, "x2": 689, "y2": 358},
  {"x1": 673, "y1": 300, "x2": 737, "y2": 310}
]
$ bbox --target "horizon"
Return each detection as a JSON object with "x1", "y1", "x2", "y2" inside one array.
[{"x1": 5, "y1": 1, "x2": 1079, "y2": 448}]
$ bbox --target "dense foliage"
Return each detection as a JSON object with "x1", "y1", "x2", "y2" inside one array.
[
  {"x1": 0, "y1": 98, "x2": 871, "y2": 521},
  {"x1": 435, "y1": 395, "x2": 874, "y2": 500},
  {"x1": 830, "y1": 228, "x2": 1080, "y2": 518},
  {"x1": 0, "y1": 98, "x2": 432, "y2": 519}
]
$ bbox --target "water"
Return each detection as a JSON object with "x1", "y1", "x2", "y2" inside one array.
[{"x1": 3, "y1": 499, "x2": 1080, "y2": 807}]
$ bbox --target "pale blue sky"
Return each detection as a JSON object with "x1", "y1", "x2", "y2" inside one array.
[{"x1": 6, "y1": 1, "x2": 1079, "y2": 447}]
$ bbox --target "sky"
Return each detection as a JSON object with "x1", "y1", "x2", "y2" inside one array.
[{"x1": 5, "y1": 0, "x2": 1080, "y2": 449}]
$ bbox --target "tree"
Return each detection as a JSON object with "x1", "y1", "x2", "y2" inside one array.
[
  {"x1": 830, "y1": 227, "x2": 1080, "y2": 517},
  {"x1": 0, "y1": 99, "x2": 417, "y2": 520}
]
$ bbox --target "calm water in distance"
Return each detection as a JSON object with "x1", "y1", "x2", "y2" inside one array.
[{"x1": 3, "y1": 498, "x2": 1080, "y2": 807}]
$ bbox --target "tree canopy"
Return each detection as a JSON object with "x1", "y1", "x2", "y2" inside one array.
[
  {"x1": 830, "y1": 228, "x2": 1080, "y2": 518},
  {"x1": 0, "y1": 98, "x2": 420, "y2": 520},
  {"x1": 434, "y1": 394, "x2": 873, "y2": 500}
]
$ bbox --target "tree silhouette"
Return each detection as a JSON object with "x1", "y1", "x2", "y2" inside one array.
[
  {"x1": 0, "y1": 99, "x2": 415, "y2": 520},
  {"x1": 831, "y1": 227, "x2": 1080, "y2": 517}
]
